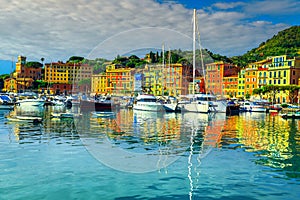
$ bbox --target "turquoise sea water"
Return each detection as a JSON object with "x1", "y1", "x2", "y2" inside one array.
[{"x1": 0, "y1": 107, "x2": 299, "y2": 200}]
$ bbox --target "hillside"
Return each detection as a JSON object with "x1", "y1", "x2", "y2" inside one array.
[{"x1": 230, "y1": 26, "x2": 300, "y2": 67}]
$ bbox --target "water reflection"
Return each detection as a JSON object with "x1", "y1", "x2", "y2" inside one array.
[
  {"x1": 5, "y1": 106, "x2": 79, "y2": 145},
  {"x1": 3, "y1": 106, "x2": 300, "y2": 178},
  {"x1": 222, "y1": 113, "x2": 300, "y2": 179}
]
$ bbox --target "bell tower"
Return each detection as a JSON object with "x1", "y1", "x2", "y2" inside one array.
[{"x1": 16, "y1": 55, "x2": 26, "y2": 74}]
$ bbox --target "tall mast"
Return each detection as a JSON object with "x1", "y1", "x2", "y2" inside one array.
[
  {"x1": 162, "y1": 43, "x2": 165, "y2": 96},
  {"x1": 192, "y1": 9, "x2": 196, "y2": 95},
  {"x1": 72, "y1": 62, "x2": 76, "y2": 95},
  {"x1": 10, "y1": 57, "x2": 14, "y2": 92}
]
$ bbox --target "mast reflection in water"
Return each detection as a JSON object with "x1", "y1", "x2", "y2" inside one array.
[{"x1": 0, "y1": 108, "x2": 299, "y2": 199}]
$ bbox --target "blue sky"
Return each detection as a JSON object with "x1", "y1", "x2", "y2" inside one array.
[{"x1": 0, "y1": 0, "x2": 299, "y2": 75}]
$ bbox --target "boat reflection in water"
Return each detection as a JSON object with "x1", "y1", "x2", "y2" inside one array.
[
  {"x1": 3, "y1": 106, "x2": 300, "y2": 199},
  {"x1": 75, "y1": 109, "x2": 226, "y2": 174}
]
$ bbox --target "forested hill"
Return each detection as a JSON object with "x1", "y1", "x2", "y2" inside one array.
[{"x1": 229, "y1": 25, "x2": 300, "y2": 67}]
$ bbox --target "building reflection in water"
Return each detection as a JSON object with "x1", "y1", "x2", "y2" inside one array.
[
  {"x1": 222, "y1": 112, "x2": 300, "y2": 177},
  {"x1": 6, "y1": 107, "x2": 299, "y2": 176}
]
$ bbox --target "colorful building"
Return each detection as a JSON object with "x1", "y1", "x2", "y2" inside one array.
[
  {"x1": 15, "y1": 56, "x2": 42, "y2": 80},
  {"x1": 244, "y1": 63, "x2": 258, "y2": 98},
  {"x1": 206, "y1": 61, "x2": 239, "y2": 98},
  {"x1": 223, "y1": 75, "x2": 239, "y2": 98},
  {"x1": 44, "y1": 61, "x2": 93, "y2": 95},
  {"x1": 102, "y1": 64, "x2": 134, "y2": 96},
  {"x1": 142, "y1": 63, "x2": 191, "y2": 96},
  {"x1": 91, "y1": 74, "x2": 108, "y2": 95},
  {"x1": 268, "y1": 55, "x2": 300, "y2": 103},
  {"x1": 4, "y1": 56, "x2": 42, "y2": 93},
  {"x1": 237, "y1": 69, "x2": 246, "y2": 98}
]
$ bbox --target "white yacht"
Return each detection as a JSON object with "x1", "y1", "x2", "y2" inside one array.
[
  {"x1": 16, "y1": 98, "x2": 45, "y2": 107},
  {"x1": 133, "y1": 94, "x2": 164, "y2": 112},
  {"x1": 178, "y1": 93, "x2": 227, "y2": 113},
  {"x1": 239, "y1": 101, "x2": 267, "y2": 112}
]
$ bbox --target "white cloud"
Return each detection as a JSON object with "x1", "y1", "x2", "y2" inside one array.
[
  {"x1": 0, "y1": 0, "x2": 294, "y2": 63},
  {"x1": 244, "y1": 0, "x2": 300, "y2": 15},
  {"x1": 212, "y1": 2, "x2": 245, "y2": 10}
]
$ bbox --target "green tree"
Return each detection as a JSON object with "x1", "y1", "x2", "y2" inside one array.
[
  {"x1": 25, "y1": 61, "x2": 43, "y2": 68},
  {"x1": 67, "y1": 56, "x2": 84, "y2": 63}
]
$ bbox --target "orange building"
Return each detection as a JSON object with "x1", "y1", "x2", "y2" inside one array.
[
  {"x1": 244, "y1": 63, "x2": 258, "y2": 97},
  {"x1": 206, "y1": 61, "x2": 239, "y2": 97}
]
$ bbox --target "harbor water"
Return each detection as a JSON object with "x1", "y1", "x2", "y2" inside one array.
[{"x1": 0, "y1": 106, "x2": 299, "y2": 200}]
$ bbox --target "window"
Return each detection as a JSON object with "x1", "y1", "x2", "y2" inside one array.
[
  {"x1": 284, "y1": 71, "x2": 286, "y2": 77},
  {"x1": 269, "y1": 72, "x2": 272, "y2": 78},
  {"x1": 283, "y1": 79, "x2": 286, "y2": 84},
  {"x1": 274, "y1": 80, "x2": 276, "y2": 84}
]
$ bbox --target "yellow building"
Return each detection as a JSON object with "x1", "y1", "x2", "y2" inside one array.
[
  {"x1": 3, "y1": 78, "x2": 17, "y2": 93},
  {"x1": 237, "y1": 69, "x2": 245, "y2": 98},
  {"x1": 164, "y1": 63, "x2": 186, "y2": 96},
  {"x1": 268, "y1": 55, "x2": 300, "y2": 103},
  {"x1": 91, "y1": 74, "x2": 108, "y2": 95},
  {"x1": 223, "y1": 75, "x2": 239, "y2": 98},
  {"x1": 91, "y1": 64, "x2": 134, "y2": 96},
  {"x1": 44, "y1": 62, "x2": 93, "y2": 94},
  {"x1": 143, "y1": 63, "x2": 189, "y2": 96}
]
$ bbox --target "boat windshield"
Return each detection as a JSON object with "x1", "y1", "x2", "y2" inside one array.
[
  {"x1": 196, "y1": 96, "x2": 216, "y2": 101},
  {"x1": 138, "y1": 98, "x2": 157, "y2": 103}
]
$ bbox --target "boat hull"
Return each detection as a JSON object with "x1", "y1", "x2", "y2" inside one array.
[
  {"x1": 133, "y1": 102, "x2": 164, "y2": 112},
  {"x1": 80, "y1": 100, "x2": 115, "y2": 112},
  {"x1": 16, "y1": 100, "x2": 45, "y2": 107},
  {"x1": 178, "y1": 101, "x2": 209, "y2": 113}
]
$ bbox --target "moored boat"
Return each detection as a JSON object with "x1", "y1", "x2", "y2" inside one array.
[
  {"x1": 51, "y1": 112, "x2": 78, "y2": 118},
  {"x1": 280, "y1": 110, "x2": 300, "y2": 119},
  {"x1": 80, "y1": 96, "x2": 119, "y2": 112},
  {"x1": 240, "y1": 101, "x2": 267, "y2": 112},
  {"x1": 133, "y1": 94, "x2": 164, "y2": 112},
  {"x1": 6, "y1": 115, "x2": 43, "y2": 123},
  {"x1": 226, "y1": 101, "x2": 240, "y2": 116},
  {"x1": 177, "y1": 94, "x2": 227, "y2": 113},
  {"x1": 0, "y1": 95, "x2": 15, "y2": 110},
  {"x1": 16, "y1": 98, "x2": 45, "y2": 107},
  {"x1": 162, "y1": 96, "x2": 179, "y2": 112}
]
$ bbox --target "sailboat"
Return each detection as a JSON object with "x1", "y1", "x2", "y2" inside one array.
[
  {"x1": 161, "y1": 45, "x2": 179, "y2": 112},
  {"x1": 177, "y1": 9, "x2": 227, "y2": 113}
]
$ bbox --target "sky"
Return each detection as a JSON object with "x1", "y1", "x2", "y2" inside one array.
[{"x1": 0, "y1": 0, "x2": 299, "y2": 74}]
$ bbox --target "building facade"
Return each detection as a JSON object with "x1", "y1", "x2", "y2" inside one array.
[{"x1": 44, "y1": 61, "x2": 93, "y2": 95}]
